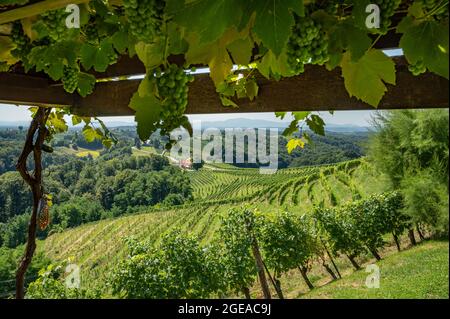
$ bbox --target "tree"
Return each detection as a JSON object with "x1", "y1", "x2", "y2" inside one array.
[
  {"x1": 259, "y1": 212, "x2": 316, "y2": 294},
  {"x1": 313, "y1": 207, "x2": 365, "y2": 270},
  {"x1": 111, "y1": 231, "x2": 224, "y2": 298},
  {"x1": 219, "y1": 206, "x2": 270, "y2": 299},
  {"x1": 369, "y1": 110, "x2": 449, "y2": 237}
]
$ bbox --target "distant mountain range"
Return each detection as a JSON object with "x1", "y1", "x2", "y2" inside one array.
[
  {"x1": 198, "y1": 119, "x2": 370, "y2": 132},
  {"x1": 0, "y1": 118, "x2": 370, "y2": 132}
]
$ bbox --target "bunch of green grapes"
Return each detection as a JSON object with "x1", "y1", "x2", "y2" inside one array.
[
  {"x1": 372, "y1": 0, "x2": 402, "y2": 34},
  {"x1": 287, "y1": 15, "x2": 329, "y2": 74},
  {"x1": 62, "y1": 66, "x2": 79, "y2": 93},
  {"x1": 123, "y1": 0, "x2": 165, "y2": 42},
  {"x1": 155, "y1": 64, "x2": 194, "y2": 136},
  {"x1": 83, "y1": 19, "x2": 101, "y2": 44},
  {"x1": 419, "y1": 0, "x2": 449, "y2": 21},
  {"x1": 408, "y1": 60, "x2": 427, "y2": 76},
  {"x1": 10, "y1": 22, "x2": 31, "y2": 60},
  {"x1": 312, "y1": 0, "x2": 343, "y2": 15},
  {"x1": 40, "y1": 9, "x2": 69, "y2": 41}
]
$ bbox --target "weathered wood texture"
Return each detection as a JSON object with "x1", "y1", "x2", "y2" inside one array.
[{"x1": 2, "y1": 57, "x2": 447, "y2": 116}]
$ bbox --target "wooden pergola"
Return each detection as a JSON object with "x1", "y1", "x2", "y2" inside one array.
[
  {"x1": 0, "y1": 0, "x2": 448, "y2": 116},
  {"x1": 1, "y1": 54, "x2": 449, "y2": 117},
  {"x1": 1, "y1": 0, "x2": 449, "y2": 301}
]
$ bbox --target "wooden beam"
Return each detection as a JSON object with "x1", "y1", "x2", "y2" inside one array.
[
  {"x1": 71, "y1": 57, "x2": 449, "y2": 116},
  {"x1": 0, "y1": 0, "x2": 90, "y2": 25},
  {"x1": 1, "y1": 58, "x2": 448, "y2": 116},
  {"x1": 0, "y1": 73, "x2": 72, "y2": 107}
]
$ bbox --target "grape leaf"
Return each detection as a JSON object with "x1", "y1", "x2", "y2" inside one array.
[
  {"x1": 275, "y1": 112, "x2": 286, "y2": 120},
  {"x1": 258, "y1": 49, "x2": 294, "y2": 80},
  {"x1": 47, "y1": 112, "x2": 68, "y2": 133},
  {"x1": 399, "y1": 18, "x2": 449, "y2": 79},
  {"x1": 129, "y1": 78, "x2": 163, "y2": 141},
  {"x1": 111, "y1": 28, "x2": 133, "y2": 54},
  {"x1": 21, "y1": 17, "x2": 38, "y2": 42},
  {"x1": 245, "y1": 79, "x2": 258, "y2": 101},
  {"x1": 306, "y1": 114, "x2": 325, "y2": 136},
  {"x1": 227, "y1": 37, "x2": 254, "y2": 65},
  {"x1": 340, "y1": 49, "x2": 396, "y2": 107},
  {"x1": 252, "y1": 0, "x2": 304, "y2": 56},
  {"x1": 135, "y1": 41, "x2": 165, "y2": 70},
  {"x1": 293, "y1": 111, "x2": 309, "y2": 121},
  {"x1": 287, "y1": 138, "x2": 305, "y2": 154},
  {"x1": 71, "y1": 115, "x2": 82, "y2": 126},
  {"x1": 77, "y1": 73, "x2": 96, "y2": 97},
  {"x1": 220, "y1": 96, "x2": 238, "y2": 107},
  {"x1": 82, "y1": 125, "x2": 103, "y2": 143},
  {"x1": 0, "y1": 36, "x2": 18, "y2": 65},
  {"x1": 169, "y1": 0, "x2": 243, "y2": 44},
  {"x1": 282, "y1": 120, "x2": 299, "y2": 136},
  {"x1": 80, "y1": 40, "x2": 115, "y2": 72},
  {"x1": 327, "y1": 21, "x2": 372, "y2": 69},
  {"x1": 186, "y1": 29, "x2": 240, "y2": 85},
  {"x1": 167, "y1": 23, "x2": 189, "y2": 56},
  {"x1": 28, "y1": 41, "x2": 78, "y2": 80}
]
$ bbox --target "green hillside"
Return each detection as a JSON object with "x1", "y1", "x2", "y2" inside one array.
[
  {"x1": 40, "y1": 159, "x2": 389, "y2": 293},
  {"x1": 302, "y1": 241, "x2": 449, "y2": 299}
]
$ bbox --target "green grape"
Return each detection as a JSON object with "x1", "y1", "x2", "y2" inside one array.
[
  {"x1": 372, "y1": 0, "x2": 402, "y2": 34},
  {"x1": 408, "y1": 60, "x2": 427, "y2": 76},
  {"x1": 286, "y1": 13, "x2": 329, "y2": 74},
  {"x1": 123, "y1": 0, "x2": 165, "y2": 42},
  {"x1": 155, "y1": 64, "x2": 192, "y2": 136},
  {"x1": 62, "y1": 66, "x2": 79, "y2": 93},
  {"x1": 10, "y1": 22, "x2": 32, "y2": 60},
  {"x1": 40, "y1": 9, "x2": 69, "y2": 41},
  {"x1": 419, "y1": 0, "x2": 449, "y2": 21},
  {"x1": 311, "y1": 0, "x2": 343, "y2": 15},
  {"x1": 83, "y1": 19, "x2": 101, "y2": 44}
]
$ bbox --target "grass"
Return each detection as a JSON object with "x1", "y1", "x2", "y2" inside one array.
[
  {"x1": 131, "y1": 146, "x2": 158, "y2": 156},
  {"x1": 37, "y1": 159, "x2": 449, "y2": 299},
  {"x1": 55, "y1": 146, "x2": 101, "y2": 159},
  {"x1": 75, "y1": 150, "x2": 100, "y2": 158},
  {"x1": 302, "y1": 240, "x2": 449, "y2": 299}
]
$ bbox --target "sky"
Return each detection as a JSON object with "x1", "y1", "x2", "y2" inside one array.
[{"x1": 0, "y1": 103, "x2": 374, "y2": 126}]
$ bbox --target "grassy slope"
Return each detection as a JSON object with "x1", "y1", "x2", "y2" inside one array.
[
  {"x1": 302, "y1": 241, "x2": 449, "y2": 299},
  {"x1": 40, "y1": 160, "x2": 386, "y2": 291}
]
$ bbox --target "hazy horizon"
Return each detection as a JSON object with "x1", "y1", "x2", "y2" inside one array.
[{"x1": 0, "y1": 103, "x2": 373, "y2": 127}]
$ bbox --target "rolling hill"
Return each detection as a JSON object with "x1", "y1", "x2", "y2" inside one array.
[{"x1": 39, "y1": 159, "x2": 391, "y2": 294}]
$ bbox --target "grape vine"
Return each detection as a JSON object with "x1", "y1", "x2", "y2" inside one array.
[{"x1": 0, "y1": 0, "x2": 448, "y2": 144}]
